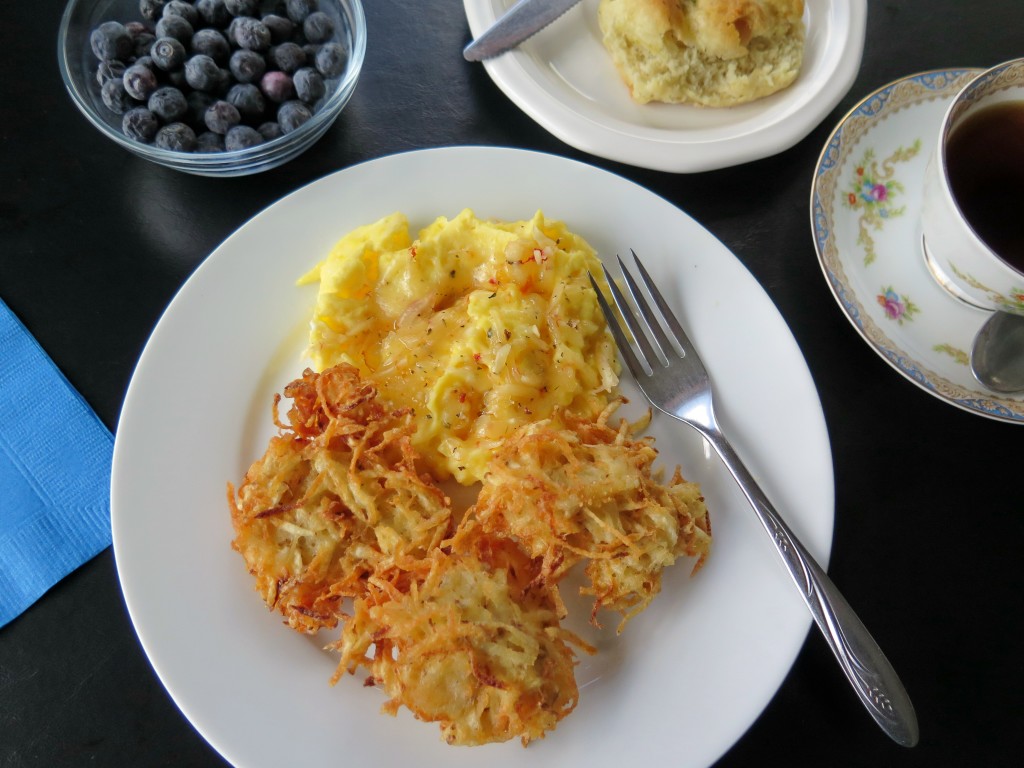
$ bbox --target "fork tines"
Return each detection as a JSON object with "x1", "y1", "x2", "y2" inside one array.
[{"x1": 590, "y1": 249, "x2": 698, "y2": 380}]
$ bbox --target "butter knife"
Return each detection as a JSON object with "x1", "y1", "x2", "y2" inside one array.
[{"x1": 463, "y1": 0, "x2": 583, "y2": 61}]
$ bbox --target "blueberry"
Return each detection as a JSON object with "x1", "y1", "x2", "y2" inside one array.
[
  {"x1": 233, "y1": 18, "x2": 271, "y2": 52},
  {"x1": 196, "y1": 0, "x2": 231, "y2": 28},
  {"x1": 150, "y1": 36, "x2": 186, "y2": 71},
  {"x1": 204, "y1": 100, "x2": 241, "y2": 134},
  {"x1": 122, "y1": 107, "x2": 159, "y2": 142},
  {"x1": 229, "y1": 49, "x2": 266, "y2": 84},
  {"x1": 277, "y1": 100, "x2": 312, "y2": 133},
  {"x1": 302, "y1": 42, "x2": 319, "y2": 61},
  {"x1": 257, "y1": 121, "x2": 283, "y2": 141},
  {"x1": 227, "y1": 82, "x2": 266, "y2": 121},
  {"x1": 315, "y1": 43, "x2": 346, "y2": 78},
  {"x1": 187, "y1": 90, "x2": 217, "y2": 124},
  {"x1": 148, "y1": 86, "x2": 188, "y2": 122},
  {"x1": 90, "y1": 22, "x2": 133, "y2": 61},
  {"x1": 124, "y1": 21, "x2": 150, "y2": 37},
  {"x1": 184, "y1": 54, "x2": 222, "y2": 92},
  {"x1": 101, "y1": 78, "x2": 135, "y2": 114},
  {"x1": 218, "y1": 67, "x2": 233, "y2": 93},
  {"x1": 226, "y1": 16, "x2": 243, "y2": 42},
  {"x1": 260, "y1": 70, "x2": 294, "y2": 103},
  {"x1": 261, "y1": 14, "x2": 294, "y2": 44},
  {"x1": 123, "y1": 63, "x2": 159, "y2": 100},
  {"x1": 270, "y1": 42, "x2": 306, "y2": 74},
  {"x1": 285, "y1": 0, "x2": 317, "y2": 25},
  {"x1": 162, "y1": 1, "x2": 199, "y2": 27},
  {"x1": 139, "y1": 1, "x2": 167, "y2": 23},
  {"x1": 224, "y1": 124, "x2": 264, "y2": 150},
  {"x1": 133, "y1": 55, "x2": 157, "y2": 72},
  {"x1": 302, "y1": 12, "x2": 335, "y2": 44},
  {"x1": 129, "y1": 28, "x2": 156, "y2": 59},
  {"x1": 191, "y1": 29, "x2": 230, "y2": 64},
  {"x1": 293, "y1": 67, "x2": 325, "y2": 103},
  {"x1": 155, "y1": 15, "x2": 193, "y2": 45},
  {"x1": 195, "y1": 130, "x2": 225, "y2": 152},
  {"x1": 166, "y1": 68, "x2": 189, "y2": 89},
  {"x1": 224, "y1": 0, "x2": 259, "y2": 17},
  {"x1": 130, "y1": 30, "x2": 155, "y2": 58},
  {"x1": 154, "y1": 122, "x2": 197, "y2": 151},
  {"x1": 96, "y1": 59, "x2": 127, "y2": 86}
]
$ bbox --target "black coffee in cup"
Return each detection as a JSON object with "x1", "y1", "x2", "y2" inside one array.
[{"x1": 945, "y1": 100, "x2": 1024, "y2": 272}]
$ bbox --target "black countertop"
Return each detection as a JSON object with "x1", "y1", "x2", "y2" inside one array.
[{"x1": 2, "y1": 2, "x2": 1021, "y2": 766}]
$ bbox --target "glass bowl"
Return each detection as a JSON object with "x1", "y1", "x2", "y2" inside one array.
[{"x1": 58, "y1": 0, "x2": 366, "y2": 177}]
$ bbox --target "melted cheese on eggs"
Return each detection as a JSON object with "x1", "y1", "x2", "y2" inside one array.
[{"x1": 299, "y1": 209, "x2": 619, "y2": 484}]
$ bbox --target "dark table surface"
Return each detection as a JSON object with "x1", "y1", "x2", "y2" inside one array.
[{"x1": 2, "y1": 1, "x2": 1022, "y2": 766}]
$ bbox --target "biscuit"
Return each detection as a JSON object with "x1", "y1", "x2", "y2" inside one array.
[{"x1": 598, "y1": 0, "x2": 806, "y2": 106}]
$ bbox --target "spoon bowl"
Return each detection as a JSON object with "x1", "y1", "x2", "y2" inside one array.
[{"x1": 970, "y1": 311, "x2": 1024, "y2": 394}]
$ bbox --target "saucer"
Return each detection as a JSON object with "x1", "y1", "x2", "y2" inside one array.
[
  {"x1": 811, "y1": 68, "x2": 1024, "y2": 424},
  {"x1": 464, "y1": 0, "x2": 866, "y2": 172}
]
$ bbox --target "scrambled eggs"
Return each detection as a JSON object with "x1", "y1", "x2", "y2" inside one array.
[{"x1": 299, "y1": 209, "x2": 620, "y2": 484}]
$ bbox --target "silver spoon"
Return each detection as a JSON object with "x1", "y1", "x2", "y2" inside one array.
[{"x1": 970, "y1": 311, "x2": 1024, "y2": 393}]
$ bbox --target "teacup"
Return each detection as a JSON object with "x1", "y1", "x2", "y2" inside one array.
[{"x1": 921, "y1": 57, "x2": 1024, "y2": 314}]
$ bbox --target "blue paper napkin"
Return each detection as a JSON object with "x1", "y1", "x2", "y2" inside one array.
[{"x1": 0, "y1": 298, "x2": 113, "y2": 628}]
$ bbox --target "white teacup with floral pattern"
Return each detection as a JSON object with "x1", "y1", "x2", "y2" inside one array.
[{"x1": 921, "y1": 57, "x2": 1024, "y2": 314}]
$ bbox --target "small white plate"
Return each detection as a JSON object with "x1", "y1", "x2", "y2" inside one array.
[
  {"x1": 112, "y1": 147, "x2": 833, "y2": 768},
  {"x1": 811, "y1": 69, "x2": 1024, "y2": 424},
  {"x1": 463, "y1": 0, "x2": 866, "y2": 172}
]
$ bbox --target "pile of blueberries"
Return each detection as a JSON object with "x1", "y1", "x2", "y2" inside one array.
[{"x1": 89, "y1": 0, "x2": 349, "y2": 153}]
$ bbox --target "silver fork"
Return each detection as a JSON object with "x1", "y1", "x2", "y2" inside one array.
[{"x1": 591, "y1": 250, "x2": 919, "y2": 748}]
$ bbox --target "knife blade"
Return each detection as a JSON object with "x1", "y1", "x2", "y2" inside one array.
[{"x1": 463, "y1": 0, "x2": 583, "y2": 61}]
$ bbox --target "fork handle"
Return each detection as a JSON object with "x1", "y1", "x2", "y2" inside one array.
[{"x1": 703, "y1": 429, "x2": 919, "y2": 747}]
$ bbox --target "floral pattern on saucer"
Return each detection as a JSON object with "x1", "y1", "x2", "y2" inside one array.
[
  {"x1": 877, "y1": 287, "x2": 919, "y2": 324},
  {"x1": 812, "y1": 68, "x2": 1024, "y2": 423},
  {"x1": 843, "y1": 142, "x2": 920, "y2": 265}
]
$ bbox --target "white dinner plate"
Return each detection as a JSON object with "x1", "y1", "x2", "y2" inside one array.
[
  {"x1": 811, "y1": 69, "x2": 1024, "y2": 423},
  {"x1": 111, "y1": 147, "x2": 834, "y2": 768},
  {"x1": 463, "y1": 0, "x2": 866, "y2": 172}
]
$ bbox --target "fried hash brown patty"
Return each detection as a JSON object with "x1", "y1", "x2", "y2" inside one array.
[
  {"x1": 472, "y1": 403, "x2": 712, "y2": 631},
  {"x1": 230, "y1": 366, "x2": 711, "y2": 746},
  {"x1": 228, "y1": 364, "x2": 453, "y2": 633},
  {"x1": 333, "y1": 520, "x2": 592, "y2": 746}
]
